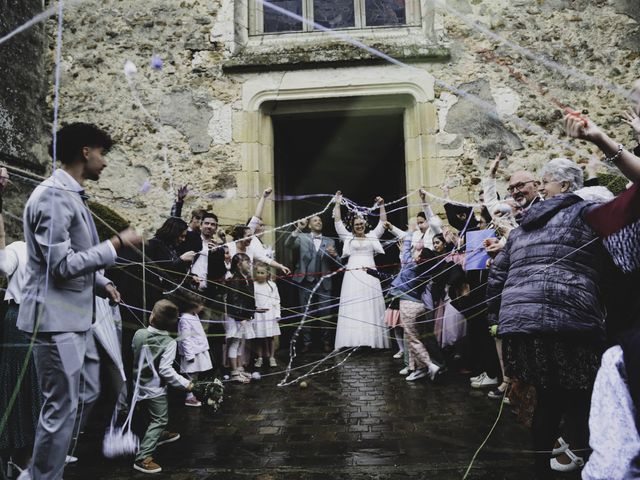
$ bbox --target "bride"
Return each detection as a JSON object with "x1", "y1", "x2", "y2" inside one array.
[{"x1": 333, "y1": 191, "x2": 390, "y2": 350}]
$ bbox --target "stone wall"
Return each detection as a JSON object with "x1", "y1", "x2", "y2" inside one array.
[
  {"x1": 10, "y1": 0, "x2": 638, "y2": 233},
  {"x1": 0, "y1": 0, "x2": 49, "y2": 239}
]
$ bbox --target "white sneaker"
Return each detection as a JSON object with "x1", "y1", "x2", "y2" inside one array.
[
  {"x1": 254, "y1": 357, "x2": 263, "y2": 368},
  {"x1": 65, "y1": 455, "x2": 78, "y2": 464},
  {"x1": 471, "y1": 374, "x2": 498, "y2": 388},
  {"x1": 550, "y1": 448, "x2": 584, "y2": 472},
  {"x1": 470, "y1": 372, "x2": 487, "y2": 383},
  {"x1": 269, "y1": 357, "x2": 277, "y2": 367},
  {"x1": 392, "y1": 351, "x2": 403, "y2": 359},
  {"x1": 399, "y1": 367, "x2": 411, "y2": 376},
  {"x1": 406, "y1": 368, "x2": 428, "y2": 381}
]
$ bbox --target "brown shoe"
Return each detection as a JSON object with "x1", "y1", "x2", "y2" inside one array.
[
  {"x1": 134, "y1": 456, "x2": 162, "y2": 474},
  {"x1": 157, "y1": 431, "x2": 180, "y2": 446}
]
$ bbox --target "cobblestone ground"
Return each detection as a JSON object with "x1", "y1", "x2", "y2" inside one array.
[{"x1": 64, "y1": 350, "x2": 576, "y2": 480}]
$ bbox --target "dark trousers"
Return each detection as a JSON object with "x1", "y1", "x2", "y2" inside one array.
[
  {"x1": 466, "y1": 314, "x2": 500, "y2": 378},
  {"x1": 532, "y1": 387, "x2": 591, "y2": 477},
  {"x1": 298, "y1": 280, "x2": 333, "y2": 346}
]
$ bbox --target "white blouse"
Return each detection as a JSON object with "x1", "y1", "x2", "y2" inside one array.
[{"x1": 0, "y1": 241, "x2": 27, "y2": 304}]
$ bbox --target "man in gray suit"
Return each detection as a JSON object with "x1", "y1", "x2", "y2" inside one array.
[
  {"x1": 17, "y1": 123, "x2": 142, "y2": 480},
  {"x1": 285, "y1": 215, "x2": 339, "y2": 352}
]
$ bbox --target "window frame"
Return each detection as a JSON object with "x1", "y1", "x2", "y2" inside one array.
[{"x1": 250, "y1": 0, "x2": 422, "y2": 36}]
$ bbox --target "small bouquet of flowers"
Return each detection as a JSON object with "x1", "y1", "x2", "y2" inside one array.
[{"x1": 191, "y1": 378, "x2": 225, "y2": 412}]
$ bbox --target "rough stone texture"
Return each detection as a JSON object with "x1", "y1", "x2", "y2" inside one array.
[
  {"x1": 0, "y1": 0, "x2": 49, "y2": 240},
  {"x1": 6, "y1": 0, "x2": 640, "y2": 227},
  {"x1": 444, "y1": 79, "x2": 523, "y2": 160}
]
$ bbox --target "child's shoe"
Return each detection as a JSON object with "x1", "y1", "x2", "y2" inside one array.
[
  {"x1": 157, "y1": 431, "x2": 181, "y2": 446},
  {"x1": 231, "y1": 370, "x2": 250, "y2": 383},
  {"x1": 134, "y1": 457, "x2": 162, "y2": 474},
  {"x1": 269, "y1": 357, "x2": 277, "y2": 367},
  {"x1": 254, "y1": 357, "x2": 263, "y2": 368},
  {"x1": 184, "y1": 394, "x2": 202, "y2": 408}
]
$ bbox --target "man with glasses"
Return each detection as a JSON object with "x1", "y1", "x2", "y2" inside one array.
[{"x1": 507, "y1": 171, "x2": 541, "y2": 212}]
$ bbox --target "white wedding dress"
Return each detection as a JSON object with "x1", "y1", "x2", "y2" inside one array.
[{"x1": 334, "y1": 221, "x2": 389, "y2": 349}]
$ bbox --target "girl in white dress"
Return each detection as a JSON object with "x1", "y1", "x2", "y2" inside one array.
[
  {"x1": 177, "y1": 292, "x2": 213, "y2": 407},
  {"x1": 333, "y1": 192, "x2": 390, "y2": 350},
  {"x1": 251, "y1": 262, "x2": 282, "y2": 368}
]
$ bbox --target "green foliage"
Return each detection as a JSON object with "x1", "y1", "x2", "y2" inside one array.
[
  {"x1": 87, "y1": 201, "x2": 129, "y2": 242},
  {"x1": 597, "y1": 173, "x2": 630, "y2": 196}
]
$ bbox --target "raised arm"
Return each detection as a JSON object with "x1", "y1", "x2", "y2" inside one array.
[
  {"x1": 371, "y1": 196, "x2": 386, "y2": 238},
  {"x1": 564, "y1": 113, "x2": 640, "y2": 183},
  {"x1": 333, "y1": 191, "x2": 342, "y2": 223},
  {"x1": 419, "y1": 188, "x2": 443, "y2": 236},
  {"x1": 248, "y1": 188, "x2": 272, "y2": 233}
]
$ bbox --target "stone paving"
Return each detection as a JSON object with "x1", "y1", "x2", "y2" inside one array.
[{"x1": 64, "y1": 350, "x2": 577, "y2": 480}]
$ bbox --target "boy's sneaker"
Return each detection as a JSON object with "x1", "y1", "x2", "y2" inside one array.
[
  {"x1": 134, "y1": 457, "x2": 162, "y2": 474},
  {"x1": 269, "y1": 357, "x2": 277, "y2": 367},
  {"x1": 254, "y1": 357, "x2": 263, "y2": 368},
  {"x1": 399, "y1": 367, "x2": 411, "y2": 376},
  {"x1": 184, "y1": 396, "x2": 202, "y2": 407},
  {"x1": 157, "y1": 431, "x2": 180, "y2": 446}
]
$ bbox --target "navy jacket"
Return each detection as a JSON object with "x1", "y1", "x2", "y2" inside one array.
[{"x1": 487, "y1": 193, "x2": 609, "y2": 338}]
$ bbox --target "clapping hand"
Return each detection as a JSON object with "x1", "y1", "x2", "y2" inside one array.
[
  {"x1": 334, "y1": 191, "x2": 343, "y2": 204},
  {"x1": 374, "y1": 196, "x2": 384, "y2": 206},
  {"x1": 419, "y1": 188, "x2": 427, "y2": 202},
  {"x1": 263, "y1": 188, "x2": 273, "y2": 198}
]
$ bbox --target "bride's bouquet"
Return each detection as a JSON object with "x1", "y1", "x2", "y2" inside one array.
[{"x1": 191, "y1": 378, "x2": 225, "y2": 412}]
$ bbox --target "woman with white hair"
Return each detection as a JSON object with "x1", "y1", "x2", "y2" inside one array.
[{"x1": 486, "y1": 157, "x2": 613, "y2": 476}]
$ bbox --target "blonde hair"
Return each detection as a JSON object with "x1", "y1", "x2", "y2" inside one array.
[{"x1": 150, "y1": 299, "x2": 179, "y2": 330}]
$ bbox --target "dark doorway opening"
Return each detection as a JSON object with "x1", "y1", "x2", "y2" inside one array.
[
  {"x1": 272, "y1": 108, "x2": 407, "y2": 349},
  {"x1": 273, "y1": 110, "x2": 407, "y2": 266}
]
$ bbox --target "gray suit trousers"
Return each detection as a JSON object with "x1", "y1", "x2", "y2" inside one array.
[
  {"x1": 299, "y1": 280, "x2": 333, "y2": 345},
  {"x1": 29, "y1": 330, "x2": 100, "y2": 480}
]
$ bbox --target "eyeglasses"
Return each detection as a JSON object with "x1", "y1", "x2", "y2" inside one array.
[{"x1": 507, "y1": 180, "x2": 536, "y2": 194}]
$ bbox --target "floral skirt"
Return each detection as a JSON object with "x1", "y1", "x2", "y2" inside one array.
[{"x1": 503, "y1": 334, "x2": 602, "y2": 390}]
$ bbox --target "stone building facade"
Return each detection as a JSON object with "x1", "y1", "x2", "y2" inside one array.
[{"x1": 2, "y1": 0, "x2": 639, "y2": 242}]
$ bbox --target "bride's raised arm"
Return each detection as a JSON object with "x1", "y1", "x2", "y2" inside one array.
[
  {"x1": 372, "y1": 196, "x2": 386, "y2": 238},
  {"x1": 333, "y1": 191, "x2": 350, "y2": 241}
]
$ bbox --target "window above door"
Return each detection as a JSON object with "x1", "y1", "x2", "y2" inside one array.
[{"x1": 253, "y1": 0, "x2": 418, "y2": 35}]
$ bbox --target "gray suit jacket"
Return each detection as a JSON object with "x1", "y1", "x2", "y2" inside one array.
[
  {"x1": 284, "y1": 231, "x2": 336, "y2": 290},
  {"x1": 17, "y1": 169, "x2": 116, "y2": 333}
]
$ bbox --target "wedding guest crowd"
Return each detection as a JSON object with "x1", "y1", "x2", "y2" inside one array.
[{"x1": 1, "y1": 94, "x2": 640, "y2": 479}]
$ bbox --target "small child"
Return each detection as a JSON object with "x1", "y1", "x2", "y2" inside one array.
[
  {"x1": 252, "y1": 262, "x2": 282, "y2": 368},
  {"x1": 177, "y1": 292, "x2": 213, "y2": 407},
  {"x1": 225, "y1": 253, "x2": 257, "y2": 383},
  {"x1": 131, "y1": 299, "x2": 193, "y2": 474}
]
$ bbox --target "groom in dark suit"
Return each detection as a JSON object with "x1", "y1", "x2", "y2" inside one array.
[{"x1": 285, "y1": 215, "x2": 339, "y2": 352}]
